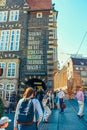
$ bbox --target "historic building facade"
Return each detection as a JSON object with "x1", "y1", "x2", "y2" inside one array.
[
  {"x1": 0, "y1": 0, "x2": 58, "y2": 101},
  {"x1": 54, "y1": 57, "x2": 87, "y2": 98}
]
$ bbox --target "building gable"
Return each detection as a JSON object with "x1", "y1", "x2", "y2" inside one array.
[{"x1": 26, "y1": 0, "x2": 52, "y2": 11}]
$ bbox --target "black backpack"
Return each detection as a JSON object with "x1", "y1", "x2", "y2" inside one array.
[{"x1": 17, "y1": 98, "x2": 34, "y2": 125}]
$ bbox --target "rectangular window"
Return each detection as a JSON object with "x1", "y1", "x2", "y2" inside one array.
[
  {"x1": 0, "y1": 30, "x2": 10, "y2": 51},
  {"x1": 0, "y1": 29, "x2": 20, "y2": 51},
  {"x1": 5, "y1": 84, "x2": 15, "y2": 102},
  {"x1": 0, "y1": 11, "x2": 8, "y2": 22},
  {"x1": 9, "y1": 10, "x2": 19, "y2": 21},
  {"x1": 81, "y1": 78, "x2": 87, "y2": 85},
  {"x1": 5, "y1": 84, "x2": 15, "y2": 101},
  {"x1": 10, "y1": 29, "x2": 20, "y2": 51},
  {"x1": 81, "y1": 71, "x2": 87, "y2": 76},
  {"x1": 53, "y1": 13, "x2": 57, "y2": 21},
  {"x1": 7, "y1": 62, "x2": 16, "y2": 77},
  {"x1": 0, "y1": 62, "x2": 6, "y2": 68}
]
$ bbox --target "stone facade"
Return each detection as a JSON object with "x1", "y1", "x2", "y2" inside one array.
[{"x1": 0, "y1": 0, "x2": 58, "y2": 100}]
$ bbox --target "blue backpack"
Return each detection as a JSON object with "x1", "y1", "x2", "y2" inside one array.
[{"x1": 17, "y1": 98, "x2": 34, "y2": 125}]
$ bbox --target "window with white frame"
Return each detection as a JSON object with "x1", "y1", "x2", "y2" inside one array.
[
  {"x1": 0, "y1": 29, "x2": 20, "y2": 51},
  {"x1": 10, "y1": 29, "x2": 20, "y2": 51},
  {"x1": 7, "y1": 62, "x2": 16, "y2": 77},
  {"x1": 5, "y1": 84, "x2": 15, "y2": 101},
  {"x1": 0, "y1": 84, "x2": 4, "y2": 99},
  {"x1": 81, "y1": 78, "x2": 87, "y2": 85},
  {"x1": 0, "y1": 62, "x2": 6, "y2": 68},
  {"x1": 9, "y1": 10, "x2": 19, "y2": 21},
  {"x1": 0, "y1": 30, "x2": 10, "y2": 51},
  {"x1": 81, "y1": 71, "x2": 87, "y2": 76},
  {"x1": 0, "y1": 11, "x2": 8, "y2": 22}
]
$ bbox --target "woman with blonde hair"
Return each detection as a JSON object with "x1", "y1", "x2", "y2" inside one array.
[{"x1": 14, "y1": 87, "x2": 43, "y2": 130}]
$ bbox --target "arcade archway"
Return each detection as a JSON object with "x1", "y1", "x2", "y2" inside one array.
[{"x1": 25, "y1": 78, "x2": 47, "y2": 91}]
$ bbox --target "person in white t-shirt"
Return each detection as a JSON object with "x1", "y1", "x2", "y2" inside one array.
[{"x1": 57, "y1": 89, "x2": 65, "y2": 113}]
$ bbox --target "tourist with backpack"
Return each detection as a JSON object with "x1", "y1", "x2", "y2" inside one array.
[{"x1": 14, "y1": 87, "x2": 43, "y2": 130}]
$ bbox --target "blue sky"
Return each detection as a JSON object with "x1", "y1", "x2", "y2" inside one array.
[{"x1": 52, "y1": 0, "x2": 87, "y2": 66}]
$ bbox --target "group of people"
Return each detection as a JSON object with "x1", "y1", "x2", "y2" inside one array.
[
  {"x1": 0, "y1": 87, "x2": 66, "y2": 130},
  {"x1": 0, "y1": 85, "x2": 86, "y2": 130},
  {"x1": 13, "y1": 87, "x2": 66, "y2": 130}
]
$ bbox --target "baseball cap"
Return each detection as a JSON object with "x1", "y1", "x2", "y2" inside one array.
[{"x1": 0, "y1": 116, "x2": 11, "y2": 125}]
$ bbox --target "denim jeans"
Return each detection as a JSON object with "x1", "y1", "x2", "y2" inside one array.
[
  {"x1": 59, "y1": 98, "x2": 64, "y2": 112},
  {"x1": 18, "y1": 122, "x2": 37, "y2": 130}
]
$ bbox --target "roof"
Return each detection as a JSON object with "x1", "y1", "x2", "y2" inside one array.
[
  {"x1": 72, "y1": 57, "x2": 87, "y2": 66},
  {"x1": 26, "y1": 0, "x2": 52, "y2": 11}
]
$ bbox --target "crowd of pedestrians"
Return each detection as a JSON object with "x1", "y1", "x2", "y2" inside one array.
[
  {"x1": 13, "y1": 87, "x2": 65, "y2": 130},
  {"x1": 1, "y1": 84, "x2": 87, "y2": 130}
]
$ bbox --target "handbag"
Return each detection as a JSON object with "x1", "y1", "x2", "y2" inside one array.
[{"x1": 62, "y1": 102, "x2": 66, "y2": 109}]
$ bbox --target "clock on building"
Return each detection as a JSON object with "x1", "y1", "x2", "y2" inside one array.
[{"x1": 0, "y1": 0, "x2": 6, "y2": 6}]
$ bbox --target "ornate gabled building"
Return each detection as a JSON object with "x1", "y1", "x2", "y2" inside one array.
[{"x1": 0, "y1": 0, "x2": 58, "y2": 101}]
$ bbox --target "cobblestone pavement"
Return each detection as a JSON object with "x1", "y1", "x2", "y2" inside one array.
[{"x1": 5, "y1": 99, "x2": 87, "y2": 130}]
